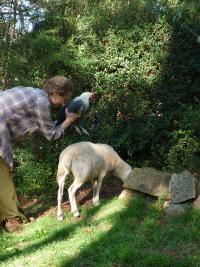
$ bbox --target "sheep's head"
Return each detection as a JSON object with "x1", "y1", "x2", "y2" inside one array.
[{"x1": 114, "y1": 160, "x2": 133, "y2": 182}]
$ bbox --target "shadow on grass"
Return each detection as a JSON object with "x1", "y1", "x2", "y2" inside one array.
[
  {"x1": 1, "y1": 193, "x2": 200, "y2": 267},
  {"x1": 0, "y1": 201, "x2": 104, "y2": 263},
  {"x1": 58, "y1": 198, "x2": 200, "y2": 267}
]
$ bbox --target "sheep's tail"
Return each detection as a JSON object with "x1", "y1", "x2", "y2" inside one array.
[{"x1": 56, "y1": 154, "x2": 72, "y2": 183}]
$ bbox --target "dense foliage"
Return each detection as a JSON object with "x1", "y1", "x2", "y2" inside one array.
[{"x1": 1, "y1": 0, "x2": 200, "y2": 196}]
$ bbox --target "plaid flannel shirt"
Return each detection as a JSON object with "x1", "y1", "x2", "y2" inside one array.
[{"x1": 0, "y1": 86, "x2": 65, "y2": 168}]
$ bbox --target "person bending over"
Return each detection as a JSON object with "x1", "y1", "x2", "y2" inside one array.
[{"x1": 0, "y1": 76, "x2": 80, "y2": 232}]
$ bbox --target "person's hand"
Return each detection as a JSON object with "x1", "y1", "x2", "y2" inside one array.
[
  {"x1": 62, "y1": 108, "x2": 81, "y2": 129},
  {"x1": 65, "y1": 107, "x2": 80, "y2": 120},
  {"x1": 67, "y1": 112, "x2": 80, "y2": 120},
  {"x1": 65, "y1": 107, "x2": 69, "y2": 117}
]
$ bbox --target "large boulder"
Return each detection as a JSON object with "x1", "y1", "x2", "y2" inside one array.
[
  {"x1": 124, "y1": 167, "x2": 171, "y2": 197},
  {"x1": 169, "y1": 170, "x2": 196, "y2": 204}
]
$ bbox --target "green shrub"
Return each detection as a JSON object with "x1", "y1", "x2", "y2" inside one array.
[
  {"x1": 13, "y1": 137, "x2": 57, "y2": 197},
  {"x1": 4, "y1": 0, "x2": 200, "y2": 196},
  {"x1": 166, "y1": 130, "x2": 200, "y2": 172}
]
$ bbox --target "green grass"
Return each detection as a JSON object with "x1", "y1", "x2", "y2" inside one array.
[{"x1": 0, "y1": 196, "x2": 200, "y2": 267}]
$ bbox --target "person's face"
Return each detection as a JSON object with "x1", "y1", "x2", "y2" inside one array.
[{"x1": 48, "y1": 91, "x2": 72, "y2": 106}]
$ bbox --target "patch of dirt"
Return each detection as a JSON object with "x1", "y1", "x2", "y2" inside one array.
[
  {"x1": 18, "y1": 178, "x2": 123, "y2": 219},
  {"x1": 18, "y1": 196, "x2": 39, "y2": 208}
]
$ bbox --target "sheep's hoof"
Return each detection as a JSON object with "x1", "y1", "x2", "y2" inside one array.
[
  {"x1": 57, "y1": 214, "x2": 64, "y2": 221},
  {"x1": 93, "y1": 201, "x2": 100, "y2": 206}
]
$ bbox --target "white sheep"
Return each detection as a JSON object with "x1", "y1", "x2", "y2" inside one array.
[{"x1": 56, "y1": 141, "x2": 132, "y2": 220}]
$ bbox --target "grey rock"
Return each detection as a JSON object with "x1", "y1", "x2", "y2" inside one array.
[
  {"x1": 119, "y1": 188, "x2": 142, "y2": 200},
  {"x1": 119, "y1": 189, "x2": 134, "y2": 200},
  {"x1": 169, "y1": 170, "x2": 196, "y2": 204},
  {"x1": 163, "y1": 201, "x2": 186, "y2": 217},
  {"x1": 124, "y1": 167, "x2": 171, "y2": 197}
]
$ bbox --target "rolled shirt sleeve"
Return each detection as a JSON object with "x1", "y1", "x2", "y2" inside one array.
[{"x1": 35, "y1": 98, "x2": 65, "y2": 141}]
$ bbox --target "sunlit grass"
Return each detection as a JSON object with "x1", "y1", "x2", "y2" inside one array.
[{"x1": 0, "y1": 196, "x2": 200, "y2": 267}]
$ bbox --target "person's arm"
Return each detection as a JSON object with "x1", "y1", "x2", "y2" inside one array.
[{"x1": 35, "y1": 99, "x2": 79, "y2": 141}]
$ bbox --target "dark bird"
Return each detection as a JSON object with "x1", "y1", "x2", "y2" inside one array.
[{"x1": 56, "y1": 91, "x2": 96, "y2": 135}]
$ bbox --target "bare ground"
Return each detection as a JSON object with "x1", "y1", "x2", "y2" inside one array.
[{"x1": 18, "y1": 178, "x2": 123, "y2": 219}]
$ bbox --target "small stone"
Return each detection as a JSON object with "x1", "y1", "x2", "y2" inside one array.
[
  {"x1": 119, "y1": 189, "x2": 139, "y2": 200},
  {"x1": 163, "y1": 202, "x2": 185, "y2": 217},
  {"x1": 193, "y1": 196, "x2": 200, "y2": 210}
]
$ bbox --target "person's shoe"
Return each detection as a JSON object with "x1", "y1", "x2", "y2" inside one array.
[{"x1": 5, "y1": 218, "x2": 22, "y2": 233}]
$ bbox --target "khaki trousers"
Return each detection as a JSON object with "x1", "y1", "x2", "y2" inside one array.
[{"x1": 0, "y1": 157, "x2": 26, "y2": 223}]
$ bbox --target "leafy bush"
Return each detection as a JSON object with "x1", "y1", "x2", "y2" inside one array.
[
  {"x1": 166, "y1": 130, "x2": 200, "y2": 172},
  {"x1": 13, "y1": 136, "x2": 57, "y2": 197},
  {"x1": 3, "y1": 0, "x2": 199, "y2": 196}
]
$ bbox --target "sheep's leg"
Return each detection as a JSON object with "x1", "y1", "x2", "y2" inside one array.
[
  {"x1": 92, "y1": 179, "x2": 98, "y2": 205},
  {"x1": 92, "y1": 176, "x2": 104, "y2": 206},
  {"x1": 68, "y1": 180, "x2": 83, "y2": 217},
  {"x1": 57, "y1": 174, "x2": 66, "y2": 221}
]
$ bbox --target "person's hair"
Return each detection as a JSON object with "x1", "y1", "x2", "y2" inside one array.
[{"x1": 43, "y1": 76, "x2": 74, "y2": 96}]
